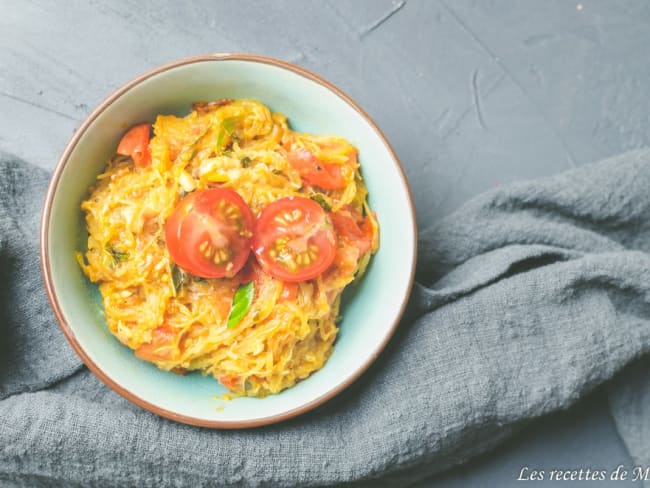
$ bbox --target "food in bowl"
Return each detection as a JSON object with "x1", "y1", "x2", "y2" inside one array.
[{"x1": 78, "y1": 98, "x2": 379, "y2": 397}]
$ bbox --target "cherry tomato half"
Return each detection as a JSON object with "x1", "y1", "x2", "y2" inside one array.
[
  {"x1": 117, "y1": 123, "x2": 151, "y2": 167},
  {"x1": 165, "y1": 188, "x2": 254, "y2": 278},
  {"x1": 252, "y1": 196, "x2": 337, "y2": 282}
]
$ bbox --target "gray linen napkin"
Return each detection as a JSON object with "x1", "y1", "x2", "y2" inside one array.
[{"x1": 1, "y1": 149, "x2": 650, "y2": 487}]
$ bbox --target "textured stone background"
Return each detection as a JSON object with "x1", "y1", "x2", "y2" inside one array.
[{"x1": 2, "y1": 0, "x2": 649, "y2": 485}]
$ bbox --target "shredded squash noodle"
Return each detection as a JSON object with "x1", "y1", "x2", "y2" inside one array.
[{"x1": 79, "y1": 99, "x2": 379, "y2": 397}]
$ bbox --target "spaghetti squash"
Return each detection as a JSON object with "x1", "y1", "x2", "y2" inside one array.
[{"x1": 78, "y1": 99, "x2": 379, "y2": 397}]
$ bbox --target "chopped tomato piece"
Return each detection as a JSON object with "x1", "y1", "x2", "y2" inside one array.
[
  {"x1": 279, "y1": 282, "x2": 299, "y2": 302},
  {"x1": 233, "y1": 258, "x2": 263, "y2": 286},
  {"x1": 287, "y1": 148, "x2": 346, "y2": 190},
  {"x1": 219, "y1": 374, "x2": 241, "y2": 391},
  {"x1": 117, "y1": 123, "x2": 151, "y2": 167},
  {"x1": 252, "y1": 196, "x2": 337, "y2": 282},
  {"x1": 165, "y1": 188, "x2": 254, "y2": 278},
  {"x1": 135, "y1": 325, "x2": 176, "y2": 362},
  {"x1": 330, "y1": 206, "x2": 374, "y2": 255}
]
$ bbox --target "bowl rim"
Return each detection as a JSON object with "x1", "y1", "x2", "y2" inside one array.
[{"x1": 39, "y1": 53, "x2": 418, "y2": 429}]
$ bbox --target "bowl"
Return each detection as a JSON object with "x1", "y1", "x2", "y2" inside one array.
[{"x1": 40, "y1": 53, "x2": 417, "y2": 428}]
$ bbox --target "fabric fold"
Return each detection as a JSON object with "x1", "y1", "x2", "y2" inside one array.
[
  {"x1": 2, "y1": 150, "x2": 650, "y2": 486},
  {"x1": 0, "y1": 157, "x2": 83, "y2": 401},
  {"x1": 608, "y1": 358, "x2": 650, "y2": 487}
]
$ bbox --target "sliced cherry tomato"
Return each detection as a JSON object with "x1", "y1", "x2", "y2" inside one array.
[
  {"x1": 330, "y1": 205, "x2": 374, "y2": 255},
  {"x1": 117, "y1": 123, "x2": 151, "y2": 167},
  {"x1": 252, "y1": 196, "x2": 337, "y2": 282},
  {"x1": 165, "y1": 188, "x2": 254, "y2": 278},
  {"x1": 287, "y1": 148, "x2": 346, "y2": 190}
]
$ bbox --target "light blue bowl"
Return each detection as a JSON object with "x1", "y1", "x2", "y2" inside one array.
[{"x1": 40, "y1": 54, "x2": 416, "y2": 428}]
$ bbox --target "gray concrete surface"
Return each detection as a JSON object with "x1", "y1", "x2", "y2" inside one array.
[
  {"x1": 421, "y1": 389, "x2": 640, "y2": 487},
  {"x1": 2, "y1": 0, "x2": 649, "y2": 485}
]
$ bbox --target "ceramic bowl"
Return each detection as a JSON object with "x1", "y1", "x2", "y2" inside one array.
[{"x1": 40, "y1": 54, "x2": 416, "y2": 428}]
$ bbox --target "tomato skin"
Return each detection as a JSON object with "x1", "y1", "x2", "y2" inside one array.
[
  {"x1": 252, "y1": 197, "x2": 337, "y2": 282},
  {"x1": 287, "y1": 148, "x2": 346, "y2": 190},
  {"x1": 164, "y1": 198, "x2": 196, "y2": 271},
  {"x1": 219, "y1": 374, "x2": 241, "y2": 391},
  {"x1": 279, "y1": 282, "x2": 299, "y2": 303},
  {"x1": 117, "y1": 123, "x2": 151, "y2": 167},
  {"x1": 232, "y1": 258, "x2": 266, "y2": 287},
  {"x1": 165, "y1": 188, "x2": 254, "y2": 278},
  {"x1": 135, "y1": 325, "x2": 176, "y2": 362},
  {"x1": 330, "y1": 206, "x2": 374, "y2": 255}
]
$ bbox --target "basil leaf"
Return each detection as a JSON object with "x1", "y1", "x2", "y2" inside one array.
[
  {"x1": 171, "y1": 265, "x2": 186, "y2": 293},
  {"x1": 216, "y1": 129, "x2": 226, "y2": 149},
  {"x1": 309, "y1": 193, "x2": 332, "y2": 211},
  {"x1": 222, "y1": 116, "x2": 238, "y2": 133},
  {"x1": 106, "y1": 245, "x2": 129, "y2": 264},
  {"x1": 217, "y1": 116, "x2": 239, "y2": 149},
  {"x1": 227, "y1": 281, "x2": 254, "y2": 329}
]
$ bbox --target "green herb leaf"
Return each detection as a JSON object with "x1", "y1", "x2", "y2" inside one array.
[
  {"x1": 221, "y1": 117, "x2": 238, "y2": 133},
  {"x1": 171, "y1": 265, "x2": 186, "y2": 293},
  {"x1": 216, "y1": 129, "x2": 226, "y2": 148},
  {"x1": 107, "y1": 245, "x2": 129, "y2": 264},
  {"x1": 309, "y1": 193, "x2": 332, "y2": 211},
  {"x1": 227, "y1": 281, "x2": 254, "y2": 329},
  {"x1": 240, "y1": 156, "x2": 252, "y2": 168},
  {"x1": 216, "y1": 116, "x2": 240, "y2": 149}
]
